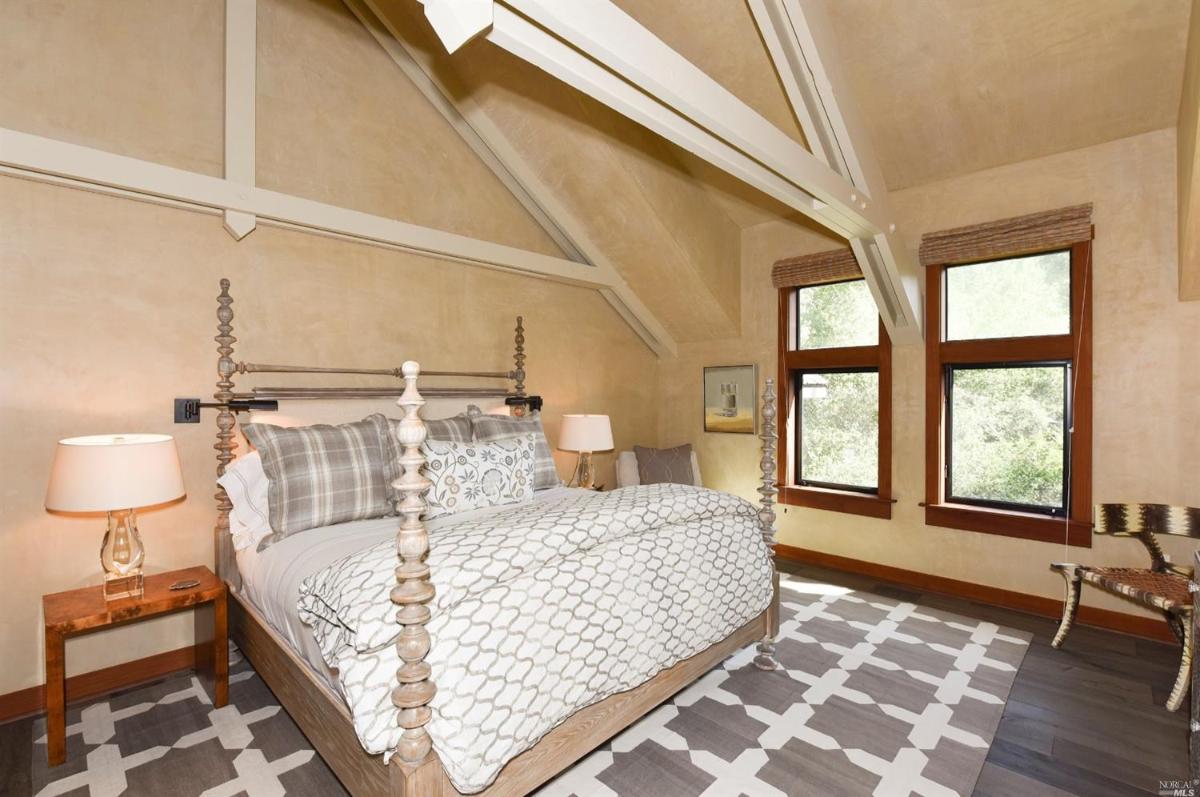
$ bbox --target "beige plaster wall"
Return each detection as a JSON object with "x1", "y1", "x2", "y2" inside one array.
[
  {"x1": 662, "y1": 128, "x2": 1200, "y2": 618},
  {"x1": 0, "y1": 0, "x2": 225, "y2": 176},
  {"x1": 255, "y1": 0, "x2": 563, "y2": 256},
  {"x1": 820, "y1": 0, "x2": 1191, "y2": 190},
  {"x1": 1180, "y1": 0, "x2": 1200, "y2": 300}
]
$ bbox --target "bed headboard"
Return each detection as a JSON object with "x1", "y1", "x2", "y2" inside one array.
[{"x1": 210, "y1": 278, "x2": 537, "y2": 590}]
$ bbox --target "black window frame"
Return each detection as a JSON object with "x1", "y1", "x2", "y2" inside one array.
[
  {"x1": 793, "y1": 365, "x2": 881, "y2": 495},
  {"x1": 943, "y1": 360, "x2": 1072, "y2": 517}
]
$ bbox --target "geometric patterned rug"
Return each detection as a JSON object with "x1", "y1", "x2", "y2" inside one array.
[
  {"x1": 15, "y1": 573, "x2": 1029, "y2": 797},
  {"x1": 538, "y1": 573, "x2": 1031, "y2": 796}
]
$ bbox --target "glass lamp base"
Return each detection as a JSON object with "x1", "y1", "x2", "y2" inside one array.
[
  {"x1": 101, "y1": 509, "x2": 146, "y2": 601},
  {"x1": 571, "y1": 451, "x2": 596, "y2": 490},
  {"x1": 104, "y1": 571, "x2": 144, "y2": 600}
]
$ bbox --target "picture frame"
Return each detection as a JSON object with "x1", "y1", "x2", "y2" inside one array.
[{"x1": 703, "y1": 364, "x2": 757, "y2": 434}]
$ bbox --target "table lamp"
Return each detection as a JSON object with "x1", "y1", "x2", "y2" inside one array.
[
  {"x1": 559, "y1": 415, "x2": 614, "y2": 490},
  {"x1": 45, "y1": 434, "x2": 186, "y2": 600}
]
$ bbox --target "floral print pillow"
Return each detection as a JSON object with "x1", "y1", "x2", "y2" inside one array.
[{"x1": 420, "y1": 434, "x2": 536, "y2": 520}]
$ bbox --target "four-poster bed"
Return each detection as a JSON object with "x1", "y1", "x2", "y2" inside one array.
[{"x1": 210, "y1": 279, "x2": 782, "y2": 796}]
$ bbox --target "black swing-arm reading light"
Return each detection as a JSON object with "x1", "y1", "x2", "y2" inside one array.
[{"x1": 173, "y1": 398, "x2": 280, "y2": 423}]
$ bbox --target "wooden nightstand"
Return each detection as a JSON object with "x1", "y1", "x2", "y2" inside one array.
[{"x1": 42, "y1": 565, "x2": 227, "y2": 766}]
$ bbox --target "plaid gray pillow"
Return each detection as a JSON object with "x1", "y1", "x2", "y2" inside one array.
[
  {"x1": 390, "y1": 413, "x2": 472, "y2": 445},
  {"x1": 467, "y1": 407, "x2": 560, "y2": 490},
  {"x1": 244, "y1": 414, "x2": 395, "y2": 548}
]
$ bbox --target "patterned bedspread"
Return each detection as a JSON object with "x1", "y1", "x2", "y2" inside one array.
[{"x1": 297, "y1": 483, "x2": 773, "y2": 793}]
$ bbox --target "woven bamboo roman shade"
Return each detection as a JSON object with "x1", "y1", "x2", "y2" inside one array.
[
  {"x1": 771, "y1": 248, "x2": 861, "y2": 289},
  {"x1": 918, "y1": 203, "x2": 1093, "y2": 267}
]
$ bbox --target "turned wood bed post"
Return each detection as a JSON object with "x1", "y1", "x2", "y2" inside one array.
[
  {"x1": 753, "y1": 377, "x2": 781, "y2": 671},
  {"x1": 214, "y1": 279, "x2": 240, "y2": 590},
  {"x1": 390, "y1": 361, "x2": 439, "y2": 774},
  {"x1": 514, "y1": 315, "x2": 526, "y2": 396}
]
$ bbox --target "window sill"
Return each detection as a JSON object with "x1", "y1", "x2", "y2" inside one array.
[
  {"x1": 779, "y1": 485, "x2": 893, "y2": 519},
  {"x1": 924, "y1": 503, "x2": 1091, "y2": 547}
]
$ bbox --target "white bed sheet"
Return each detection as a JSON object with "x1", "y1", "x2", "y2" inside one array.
[{"x1": 234, "y1": 488, "x2": 585, "y2": 691}]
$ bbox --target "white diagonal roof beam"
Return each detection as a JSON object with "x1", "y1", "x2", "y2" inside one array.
[
  {"x1": 0, "y1": 127, "x2": 604, "y2": 286},
  {"x1": 417, "y1": 0, "x2": 923, "y2": 342},
  {"x1": 344, "y1": 0, "x2": 585, "y2": 263},
  {"x1": 343, "y1": 0, "x2": 676, "y2": 356},
  {"x1": 222, "y1": 0, "x2": 258, "y2": 241},
  {"x1": 748, "y1": 0, "x2": 922, "y2": 342}
]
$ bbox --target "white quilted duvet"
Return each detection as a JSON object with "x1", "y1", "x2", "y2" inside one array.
[{"x1": 297, "y1": 483, "x2": 773, "y2": 794}]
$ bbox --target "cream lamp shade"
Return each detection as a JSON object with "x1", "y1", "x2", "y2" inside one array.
[
  {"x1": 45, "y1": 434, "x2": 186, "y2": 512},
  {"x1": 558, "y1": 415, "x2": 614, "y2": 453}
]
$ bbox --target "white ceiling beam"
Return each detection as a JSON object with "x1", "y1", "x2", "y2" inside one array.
[
  {"x1": 413, "y1": 0, "x2": 859, "y2": 238},
  {"x1": 483, "y1": 5, "x2": 861, "y2": 238},
  {"x1": 748, "y1": 0, "x2": 922, "y2": 343},
  {"x1": 345, "y1": 0, "x2": 675, "y2": 356},
  {"x1": 420, "y1": 0, "x2": 493, "y2": 53},
  {"x1": 415, "y1": 0, "x2": 923, "y2": 342},
  {"x1": 498, "y1": 0, "x2": 883, "y2": 236},
  {"x1": 0, "y1": 127, "x2": 606, "y2": 287},
  {"x1": 223, "y1": 0, "x2": 257, "y2": 240}
]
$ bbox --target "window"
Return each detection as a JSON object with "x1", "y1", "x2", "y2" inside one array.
[
  {"x1": 778, "y1": 278, "x2": 892, "y2": 519},
  {"x1": 924, "y1": 243, "x2": 1092, "y2": 546}
]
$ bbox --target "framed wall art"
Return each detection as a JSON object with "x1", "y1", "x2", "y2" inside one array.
[{"x1": 703, "y1": 364, "x2": 757, "y2": 434}]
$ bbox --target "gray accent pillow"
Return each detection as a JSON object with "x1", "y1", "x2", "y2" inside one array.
[
  {"x1": 467, "y1": 406, "x2": 560, "y2": 490},
  {"x1": 394, "y1": 413, "x2": 472, "y2": 444},
  {"x1": 634, "y1": 444, "x2": 695, "y2": 486},
  {"x1": 421, "y1": 435, "x2": 536, "y2": 520},
  {"x1": 243, "y1": 413, "x2": 395, "y2": 548}
]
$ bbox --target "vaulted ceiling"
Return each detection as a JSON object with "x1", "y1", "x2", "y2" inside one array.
[
  {"x1": 819, "y1": 0, "x2": 1193, "y2": 190},
  {"x1": 361, "y1": 0, "x2": 1193, "y2": 346},
  {"x1": 14, "y1": 0, "x2": 1187, "y2": 352}
]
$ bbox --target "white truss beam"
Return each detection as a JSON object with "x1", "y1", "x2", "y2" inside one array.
[
  {"x1": 0, "y1": 127, "x2": 606, "y2": 287},
  {"x1": 749, "y1": 0, "x2": 922, "y2": 342},
  {"x1": 345, "y1": 0, "x2": 676, "y2": 355},
  {"x1": 415, "y1": 0, "x2": 923, "y2": 342},
  {"x1": 223, "y1": 0, "x2": 257, "y2": 240}
]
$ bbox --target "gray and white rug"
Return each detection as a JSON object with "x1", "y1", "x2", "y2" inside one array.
[{"x1": 16, "y1": 574, "x2": 1029, "y2": 796}]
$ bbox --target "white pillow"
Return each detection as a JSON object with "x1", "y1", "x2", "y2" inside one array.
[
  {"x1": 421, "y1": 435, "x2": 536, "y2": 520},
  {"x1": 217, "y1": 451, "x2": 272, "y2": 552}
]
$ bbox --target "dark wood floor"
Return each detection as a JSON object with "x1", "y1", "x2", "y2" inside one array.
[
  {"x1": 778, "y1": 559, "x2": 1191, "y2": 797},
  {"x1": 0, "y1": 562, "x2": 1188, "y2": 797}
]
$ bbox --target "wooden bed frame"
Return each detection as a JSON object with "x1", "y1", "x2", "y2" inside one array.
[{"x1": 210, "y1": 279, "x2": 782, "y2": 796}]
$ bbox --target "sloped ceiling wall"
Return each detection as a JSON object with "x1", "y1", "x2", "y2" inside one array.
[
  {"x1": 256, "y1": 0, "x2": 566, "y2": 256},
  {"x1": 819, "y1": 0, "x2": 1192, "y2": 190},
  {"x1": 374, "y1": 0, "x2": 761, "y2": 343}
]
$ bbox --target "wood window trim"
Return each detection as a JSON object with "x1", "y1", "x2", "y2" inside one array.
[
  {"x1": 923, "y1": 239, "x2": 1093, "y2": 547},
  {"x1": 777, "y1": 287, "x2": 893, "y2": 520}
]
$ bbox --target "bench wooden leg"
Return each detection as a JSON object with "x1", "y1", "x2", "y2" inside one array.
[
  {"x1": 1050, "y1": 564, "x2": 1082, "y2": 649},
  {"x1": 1167, "y1": 611, "x2": 1193, "y2": 712}
]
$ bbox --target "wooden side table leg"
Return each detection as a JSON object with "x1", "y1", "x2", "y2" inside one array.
[
  {"x1": 194, "y1": 593, "x2": 228, "y2": 707},
  {"x1": 45, "y1": 628, "x2": 66, "y2": 766}
]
